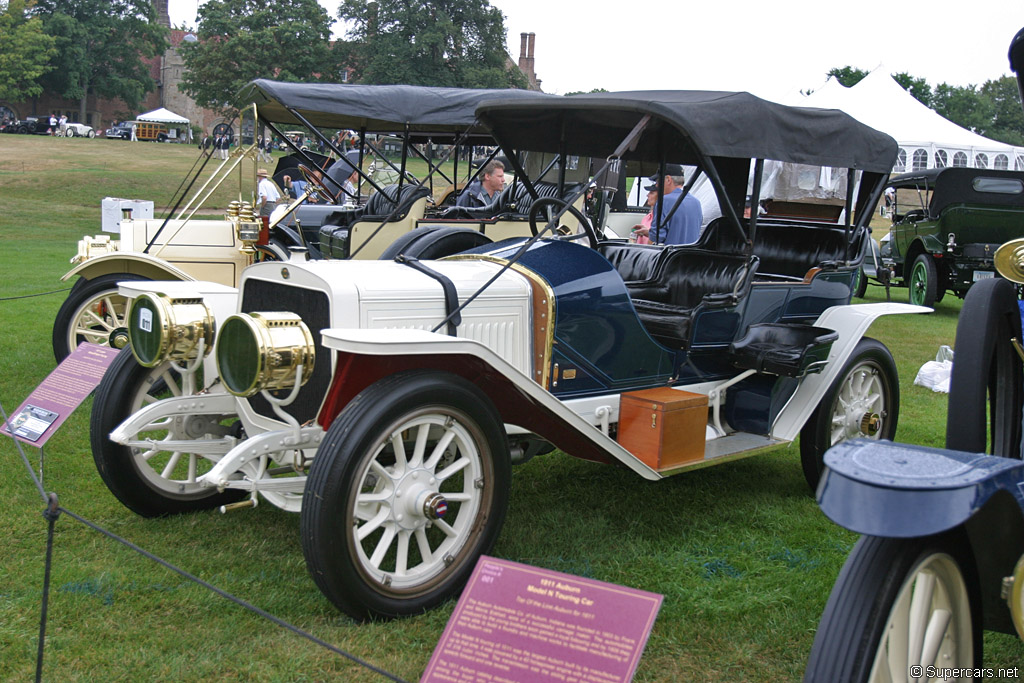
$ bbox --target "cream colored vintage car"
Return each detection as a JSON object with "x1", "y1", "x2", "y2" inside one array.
[{"x1": 51, "y1": 85, "x2": 568, "y2": 362}]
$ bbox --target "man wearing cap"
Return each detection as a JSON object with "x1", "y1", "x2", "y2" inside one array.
[
  {"x1": 456, "y1": 160, "x2": 505, "y2": 208},
  {"x1": 256, "y1": 168, "x2": 281, "y2": 216},
  {"x1": 643, "y1": 164, "x2": 703, "y2": 245}
]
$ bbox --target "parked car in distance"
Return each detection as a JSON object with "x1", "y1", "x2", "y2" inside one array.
[
  {"x1": 135, "y1": 122, "x2": 169, "y2": 142},
  {"x1": 62, "y1": 122, "x2": 95, "y2": 138},
  {"x1": 16, "y1": 117, "x2": 53, "y2": 135},
  {"x1": 105, "y1": 123, "x2": 132, "y2": 139},
  {"x1": 862, "y1": 167, "x2": 1024, "y2": 307}
]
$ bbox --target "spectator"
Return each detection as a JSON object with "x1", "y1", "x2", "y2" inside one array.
[
  {"x1": 456, "y1": 160, "x2": 505, "y2": 208},
  {"x1": 630, "y1": 184, "x2": 659, "y2": 244},
  {"x1": 58, "y1": 114, "x2": 68, "y2": 136},
  {"x1": 48, "y1": 113, "x2": 57, "y2": 135},
  {"x1": 323, "y1": 150, "x2": 362, "y2": 203},
  {"x1": 646, "y1": 164, "x2": 702, "y2": 245},
  {"x1": 256, "y1": 168, "x2": 281, "y2": 216}
]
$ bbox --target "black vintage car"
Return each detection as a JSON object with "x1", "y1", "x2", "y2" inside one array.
[{"x1": 14, "y1": 117, "x2": 53, "y2": 135}]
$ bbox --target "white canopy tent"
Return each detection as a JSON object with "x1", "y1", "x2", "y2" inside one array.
[
  {"x1": 790, "y1": 70, "x2": 1024, "y2": 172},
  {"x1": 136, "y1": 107, "x2": 190, "y2": 125},
  {"x1": 135, "y1": 107, "x2": 192, "y2": 142}
]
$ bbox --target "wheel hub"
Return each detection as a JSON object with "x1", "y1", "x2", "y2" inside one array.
[
  {"x1": 110, "y1": 326, "x2": 130, "y2": 349},
  {"x1": 860, "y1": 412, "x2": 881, "y2": 436},
  {"x1": 392, "y1": 468, "x2": 441, "y2": 531}
]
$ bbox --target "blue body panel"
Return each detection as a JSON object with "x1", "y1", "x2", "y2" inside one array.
[
  {"x1": 478, "y1": 238, "x2": 857, "y2": 434},
  {"x1": 818, "y1": 439, "x2": 1024, "y2": 538}
]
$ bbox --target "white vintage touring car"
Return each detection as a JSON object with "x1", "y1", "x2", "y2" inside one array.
[{"x1": 91, "y1": 89, "x2": 926, "y2": 620}]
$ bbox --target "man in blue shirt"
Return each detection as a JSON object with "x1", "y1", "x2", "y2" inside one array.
[{"x1": 647, "y1": 164, "x2": 702, "y2": 245}]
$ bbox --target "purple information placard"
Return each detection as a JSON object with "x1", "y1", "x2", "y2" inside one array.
[
  {"x1": 2, "y1": 343, "x2": 120, "y2": 447},
  {"x1": 422, "y1": 556, "x2": 662, "y2": 683}
]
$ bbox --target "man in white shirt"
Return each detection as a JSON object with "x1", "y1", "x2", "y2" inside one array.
[{"x1": 257, "y1": 168, "x2": 281, "y2": 216}]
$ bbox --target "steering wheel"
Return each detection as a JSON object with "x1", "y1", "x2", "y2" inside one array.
[
  {"x1": 527, "y1": 197, "x2": 599, "y2": 249},
  {"x1": 296, "y1": 163, "x2": 336, "y2": 203}
]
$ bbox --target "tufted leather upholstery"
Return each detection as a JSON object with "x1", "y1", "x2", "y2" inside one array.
[
  {"x1": 598, "y1": 242, "x2": 664, "y2": 282},
  {"x1": 699, "y1": 219, "x2": 864, "y2": 279},
  {"x1": 317, "y1": 183, "x2": 431, "y2": 257},
  {"x1": 729, "y1": 323, "x2": 838, "y2": 377},
  {"x1": 441, "y1": 181, "x2": 584, "y2": 220},
  {"x1": 626, "y1": 249, "x2": 756, "y2": 349}
]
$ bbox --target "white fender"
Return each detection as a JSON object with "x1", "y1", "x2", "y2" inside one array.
[
  {"x1": 771, "y1": 302, "x2": 930, "y2": 441},
  {"x1": 321, "y1": 327, "x2": 662, "y2": 481}
]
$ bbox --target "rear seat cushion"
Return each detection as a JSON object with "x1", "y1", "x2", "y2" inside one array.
[{"x1": 700, "y1": 219, "x2": 864, "y2": 279}]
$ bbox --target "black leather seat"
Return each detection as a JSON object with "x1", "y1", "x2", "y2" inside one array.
[
  {"x1": 729, "y1": 323, "x2": 838, "y2": 377},
  {"x1": 700, "y1": 219, "x2": 864, "y2": 279},
  {"x1": 597, "y1": 242, "x2": 665, "y2": 282},
  {"x1": 317, "y1": 183, "x2": 431, "y2": 258},
  {"x1": 625, "y1": 249, "x2": 757, "y2": 349},
  {"x1": 440, "y1": 181, "x2": 583, "y2": 220}
]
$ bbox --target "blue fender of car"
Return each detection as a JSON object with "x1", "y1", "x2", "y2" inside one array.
[{"x1": 818, "y1": 439, "x2": 1024, "y2": 538}]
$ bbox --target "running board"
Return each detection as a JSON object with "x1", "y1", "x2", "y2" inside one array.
[{"x1": 656, "y1": 433, "x2": 789, "y2": 476}]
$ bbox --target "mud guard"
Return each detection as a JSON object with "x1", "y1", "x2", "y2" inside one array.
[{"x1": 61, "y1": 252, "x2": 195, "y2": 283}]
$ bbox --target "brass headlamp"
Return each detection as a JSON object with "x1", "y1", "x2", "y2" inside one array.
[
  {"x1": 994, "y1": 238, "x2": 1024, "y2": 284},
  {"x1": 127, "y1": 293, "x2": 215, "y2": 367},
  {"x1": 215, "y1": 312, "x2": 315, "y2": 397},
  {"x1": 227, "y1": 200, "x2": 261, "y2": 255}
]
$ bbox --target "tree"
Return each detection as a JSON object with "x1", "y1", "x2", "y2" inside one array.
[
  {"x1": 978, "y1": 75, "x2": 1024, "y2": 146},
  {"x1": 180, "y1": 0, "x2": 343, "y2": 117},
  {"x1": 31, "y1": 0, "x2": 166, "y2": 122},
  {"x1": 931, "y1": 82, "x2": 991, "y2": 134},
  {"x1": 827, "y1": 66, "x2": 868, "y2": 88},
  {"x1": 892, "y1": 72, "x2": 931, "y2": 107},
  {"x1": 0, "y1": 0, "x2": 56, "y2": 103},
  {"x1": 338, "y1": 0, "x2": 527, "y2": 89}
]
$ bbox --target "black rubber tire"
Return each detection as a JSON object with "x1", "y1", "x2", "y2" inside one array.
[
  {"x1": 852, "y1": 267, "x2": 868, "y2": 298},
  {"x1": 528, "y1": 197, "x2": 599, "y2": 248},
  {"x1": 378, "y1": 226, "x2": 493, "y2": 261},
  {"x1": 946, "y1": 277, "x2": 1023, "y2": 458},
  {"x1": 804, "y1": 533, "x2": 981, "y2": 682},
  {"x1": 908, "y1": 253, "x2": 938, "y2": 308},
  {"x1": 301, "y1": 370, "x2": 511, "y2": 620},
  {"x1": 52, "y1": 273, "x2": 151, "y2": 363},
  {"x1": 800, "y1": 337, "x2": 899, "y2": 491},
  {"x1": 90, "y1": 348, "x2": 245, "y2": 517}
]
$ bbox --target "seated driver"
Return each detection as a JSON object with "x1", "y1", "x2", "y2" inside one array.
[{"x1": 456, "y1": 160, "x2": 505, "y2": 208}]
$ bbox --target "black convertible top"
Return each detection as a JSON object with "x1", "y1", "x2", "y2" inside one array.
[
  {"x1": 477, "y1": 90, "x2": 898, "y2": 172},
  {"x1": 238, "y1": 79, "x2": 548, "y2": 134}
]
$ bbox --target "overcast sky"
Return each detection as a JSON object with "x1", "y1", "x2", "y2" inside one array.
[{"x1": 169, "y1": 0, "x2": 1024, "y2": 101}]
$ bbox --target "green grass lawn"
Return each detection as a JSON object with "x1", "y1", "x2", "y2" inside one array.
[{"x1": 1, "y1": 135, "x2": 1022, "y2": 681}]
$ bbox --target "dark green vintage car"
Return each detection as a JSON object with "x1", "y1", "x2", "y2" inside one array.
[{"x1": 875, "y1": 167, "x2": 1024, "y2": 307}]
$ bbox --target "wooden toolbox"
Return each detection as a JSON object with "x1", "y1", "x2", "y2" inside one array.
[{"x1": 617, "y1": 387, "x2": 708, "y2": 470}]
